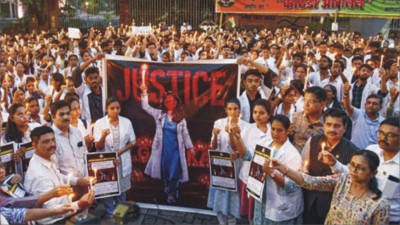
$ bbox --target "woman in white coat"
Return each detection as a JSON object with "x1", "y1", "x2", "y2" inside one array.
[
  {"x1": 255, "y1": 115, "x2": 303, "y2": 225},
  {"x1": 140, "y1": 85, "x2": 193, "y2": 204},
  {"x1": 93, "y1": 96, "x2": 136, "y2": 219},
  {"x1": 207, "y1": 97, "x2": 249, "y2": 225}
]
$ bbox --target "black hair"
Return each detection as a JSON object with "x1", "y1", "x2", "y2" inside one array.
[
  {"x1": 85, "y1": 67, "x2": 99, "y2": 77},
  {"x1": 290, "y1": 80, "x2": 304, "y2": 96},
  {"x1": 224, "y1": 97, "x2": 241, "y2": 109},
  {"x1": 244, "y1": 69, "x2": 262, "y2": 79},
  {"x1": 271, "y1": 114, "x2": 290, "y2": 130},
  {"x1": 369, "y1": 41, "x2": 381, "y2": 49},
  {"x1": 323, "y1": 107, "x2": 348, "y2": 126},
  {"x1": 52, "y1": 72, "x2": 65, "y2": 90},
  {"x1": 305, "y1": 86, "x2": 327, "y2": 102},
  {"x1": 63, "y1": 92, "x2": 80, "y2": 103},
  {"x1": 50, "y1": 100, "x2": 70, "y2": 117},
  {"x1": 292, "y1": 53, "x2": 304, "y2": 61},
  {"x1": 380, "y1": 117, "x2": 400, "y2": 130},
  {"x1": 105, "y1": 96, "x2": 120, "y2": 110},
  {"x1": 333, "y1": 60, "x2": 345, "y2": 72},
  {"x1": 5, "y1": 103, "x2": 25, "y2": 143},
  {"x1": 320, "y1": 55, "x2": 333, "y2": 68},
  {"x1": 26, "y1": 77, "x2": 35, "y2": 84},
  {"x1": 25, "y1": 96, "x2": 39, "y2": 105},
  {"x1": 253, "y1": 99, "x2": 272, "y2": 115},
  {"x1": 352, "y1": 56, "x2": 364, "y2": 63},
  {"x1": 351, "y1": 150, "x2": 382, "y2": 200},
  {"x1": 68, "y1": 54, "x2": 78, "y2": 61},
  {"x1": 366, "y1": 94, "x2": 383, "y2": 106},
  {"x1": 383, "y1": 60, "x2": 396, "y2": 71},
  {"x1": 359, "y1": 64, "x2": 373, "y2": 72},
  {"x1": 30, "y1": 126, "x2": 54, "y2": 143},
  {"x1": 324, "y1": 84, "x2": 340, "y2": 104}
]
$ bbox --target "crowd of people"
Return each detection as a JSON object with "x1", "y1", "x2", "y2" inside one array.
[{"x1": 0, "y1": 19, "x2": 398, "y2": 225}]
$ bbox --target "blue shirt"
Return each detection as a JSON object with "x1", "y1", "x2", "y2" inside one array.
[
  {"x1": 350, "y1": 108, "x2": 384, "y2": 149},
  {"x1": 0, "y1": 207, "x2": 26, "y2": 224}
]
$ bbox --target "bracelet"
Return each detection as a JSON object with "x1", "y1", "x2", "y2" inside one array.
[{"x1": 343, "y1": 94, "x2": 349, "y2": 97}]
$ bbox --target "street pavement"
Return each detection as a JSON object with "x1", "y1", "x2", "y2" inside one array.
[{"x1": 88, "y1": 202, "x2": 250, "y2": 225}]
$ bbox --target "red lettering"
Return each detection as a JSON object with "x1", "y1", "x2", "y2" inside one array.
[
  {"x1": 210, "y1": 71, "x2": 226, "y2": 106},
  {"x1": 116, "y1": 68, "x2": 131, "y2": 102},
  {"x1": 149, "y1": 69, "x2": 165, "y2": 103},
  {"x1": 166, "y1": 70, "x2": 183, "y2": 93},
  {"x1": 184, "y1": 71, "x2": 191, "y2": 104},
  {"x1": 132, "y1": 68, "x2": 141, "y2": 102},
  {"x1": 192, "y1": 71, "x2": 209, "y2": 105}
]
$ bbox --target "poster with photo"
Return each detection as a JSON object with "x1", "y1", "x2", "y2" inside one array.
[
  {"x1": 208, "y1": 150, "x2": 237, "y2": 191},
  {"x1": 86, "y1": 152, "x2": 120, "y2": 199},
  {"x1": 0, "y1": 142, "x2": 17, "y2": 176},
  {"x1": 19, "y1": 142, "x2": 34, "y2": 175},
  {"x1": 246, "y1": 145, "x2": 272, "y2": 202},
  {"x1": 0, "y1": 174, "x2": 26, "y2": 198}
]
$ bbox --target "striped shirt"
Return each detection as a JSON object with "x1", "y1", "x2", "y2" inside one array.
[{"x1": 0, "y1": 207, "x2": 26, "y2": 224}]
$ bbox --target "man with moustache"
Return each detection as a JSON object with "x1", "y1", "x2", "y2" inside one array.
[
  {"x1": 72, "y1": 53, "x2": 105, "y2": 125},
  {"x1": 323, "y1": 117, "x2": 400, "y2": 224},
  {"x1": 24, "y1": 126, "x2": 95, "y2": 224},
  {"x1": 50, "y1": 101, "x2": 91, "y2": 188},
  {"x1": 348, "y1": 64, "x2": 388, "y2": 109},
  {"x1": 344, "y1": 81, "x2": 386, "y2": 149},
  {"x1": 301, "y1": 107, "x2": 359, "y2": 224}
]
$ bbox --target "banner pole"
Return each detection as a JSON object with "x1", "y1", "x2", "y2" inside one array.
[{"x1": 219, "y1": 13, "x2": 224, "y2": 29}]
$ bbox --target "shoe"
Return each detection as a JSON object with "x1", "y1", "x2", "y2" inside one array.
[{"x1": 167, "y1": 196, "x2": 176, "y2": 204}]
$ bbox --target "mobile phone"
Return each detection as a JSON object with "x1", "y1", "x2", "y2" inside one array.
[{"x1": 383, "y1": 175, "x2": 399, "y2": 198}]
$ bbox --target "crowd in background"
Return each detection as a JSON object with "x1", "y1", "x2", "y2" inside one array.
[{"x1": 0, "y1": 19, "x2": 398, "y2": 224}]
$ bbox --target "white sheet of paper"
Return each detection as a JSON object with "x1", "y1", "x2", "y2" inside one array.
[{"x1": 68, "y1": 28, "x2": 81, "y2": 39}]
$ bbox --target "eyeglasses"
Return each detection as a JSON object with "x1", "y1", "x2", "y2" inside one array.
[
  {"x1": 377, "y1": 130, "x2": 400, "y2": 140},
  {"x1": 348, "y1": 163, "x2": 369, "y2": 174}
]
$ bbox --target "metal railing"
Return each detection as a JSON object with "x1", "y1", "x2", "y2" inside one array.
[
  {"x1": 129, "y1": 0, "x2": 216, "y2": 29},
  {"x1": 59, "y1": 0, "x2": 120, "y2": 29}
]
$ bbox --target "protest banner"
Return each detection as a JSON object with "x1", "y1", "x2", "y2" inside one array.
[
  {"x1": 216, "y1": 0, "x2": 400, "y2": 19},
  {"x1": 104, "y1": 55, "x2": 239, "y2": 209}
]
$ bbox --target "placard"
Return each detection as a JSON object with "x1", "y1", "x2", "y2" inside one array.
[
  {"x1": 246, "y1": 144, "x2": 272, "y2": 202},
  {"x1": 19, "y1": 142, "x2": 34, "y2": 176},
  {"x1": 68, "y1": 27, "x2": 81, "y2": 39},
  {"x1": 86, "y1": 152, "x2": 120, "y2": 199},
  {"x1": 0, "y1": 142, "x2": 17, "y2": 176},
  {"x1": 131, "y1": 26, "x2": 152, "y2": 36},
  {"x1": 208, "y1": 150, "x2": 237, "y2": 191},
  {"x1": 0, "y1": 174, "x2": 26, "y2": 198}
]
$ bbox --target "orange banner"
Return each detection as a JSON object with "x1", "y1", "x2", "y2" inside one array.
[{"x1": 216, "y1": 0, "x2": 359, "y2": 14}]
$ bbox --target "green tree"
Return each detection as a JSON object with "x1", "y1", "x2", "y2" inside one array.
[{"x1": 20, "y1": 0, "x2": 49, "y2": 27}]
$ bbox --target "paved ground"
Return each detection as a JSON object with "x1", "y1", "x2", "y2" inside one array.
[{"x1": 87, "y1": 202, "x2": 250, "y2": 225}]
